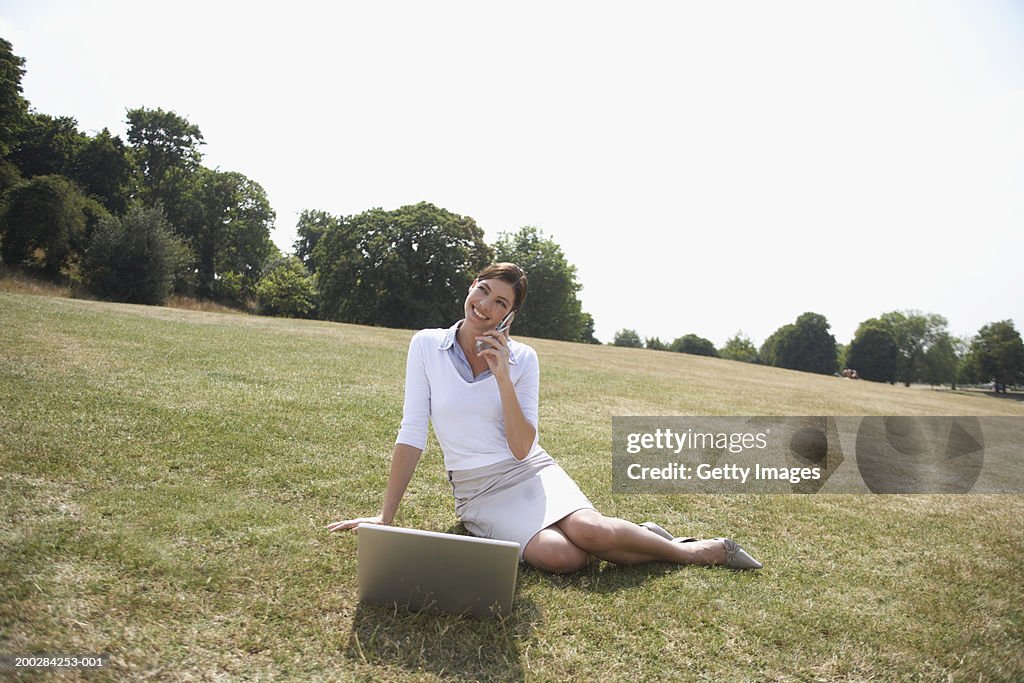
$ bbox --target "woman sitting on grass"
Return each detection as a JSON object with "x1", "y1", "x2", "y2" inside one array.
[{"x1": 327, "y1": 262, "x2": 761, "y2": 573}]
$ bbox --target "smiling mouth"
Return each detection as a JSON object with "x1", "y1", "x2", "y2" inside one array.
[{"x1": 471, "y1": 306, "x2": 489, "y2": 321}]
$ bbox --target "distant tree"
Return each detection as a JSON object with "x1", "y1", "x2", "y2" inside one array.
[
  {"x1": 761, "y1": 312, "x2": 837, "y2": 375},
  {"x1": 0, "y1": 159, "x2": 22, "y2": 197},
  {"x1": 213, "y1": 171, "x2": 275, "y2": 294},
  {"x1": 256, "y1": 255, "x2": 318, "y2": 318},
  {"x1": 71, "y1": 128, "x2": 131, "y2": 213},
  {"x1": 8, "y1": 113, "x2": 84, "y2": 178},
  {"x1": 836, "y1": 343, "x2": 849, "y2": 373},
  {"x1": 179, "y1": 168, "x2": 275, "y2": 299},
  {"x1": 0, "y1": 175, "x2": 98, "y2": 276},
  {"x1": 613, "y1": 329, "x2": 643, "y2": 348},
  {"x1": 920, "y1": 332, "x2": 960, "y2": 389},
  {"x1": 293, "y1": 209, "x2": 338, "y2": 273},
  {"x1": 492, "y1": 226, "x2": 592, "y2": 342},
  {"x1": 670, "y1": 333, "x2": 719, "y2": 357},
  {"x1": 957, "y1": 338, "x2": 983, "y2": 386},
  {"x1": 846, "y1": 319, "x2": 899, "y2": 382},
  {"x1": 126, "y1": 107, "x2": 204, "y2": 229},
  {"x1": 970, "y1": 320, "x2": 1024, "y2": 391},
  {"x1": 127, "y1": 106, "x2": 204, "y2": 192},
  {"x1": 720, "y1": 332, "x2": 758, "y2": 363},
  {"x1": 759, "y1": 324, "x2": 790, "y2": 367},
  {"x1": 645, "y1": 336, "x2": 668, "y2": 351},
  {"x1": 0, "y1": 38, "x2": 29, "y2": 157},
  {"x1": 313, "y1": 202, "x2": 492, "y2": 328},
  {"x1": 877, "y1": 311, "x2": 949, "y2": 386},
  {"x1": 578, "y1": 312, "x2": 600, "y2": 344},
  {"x1": 81, "y1": 204, "x2": 187, "y2": 304}
]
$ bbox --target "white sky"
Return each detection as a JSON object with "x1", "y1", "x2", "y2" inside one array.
[{"x1": 2, "y1": 0, "x2": 1022, "y2": 346}]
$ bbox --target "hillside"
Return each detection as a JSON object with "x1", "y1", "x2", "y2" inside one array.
[{"x1": 2, "y1": 292, "x2": 1022, "y2": 681}]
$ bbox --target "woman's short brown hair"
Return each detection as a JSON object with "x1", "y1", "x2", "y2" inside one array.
[{"x1": 475, "y1": 262, "x2": 528, "y2": 311}]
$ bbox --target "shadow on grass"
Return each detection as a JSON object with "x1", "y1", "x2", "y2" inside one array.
[
  {"x1": 344, "y1": 521, "x2": 535, "y2": 681},
  {"x1": 518, "y1": 558, "x2": 696, "y2": 594},
  {"x1": 953, "y1": 387, "x2": 1024, "y2": 403},
  {"x1": 982, "y1": 390, "x2": 1024, "y2": 402},
  {"x1": 340, "y1": 524, "x2": 748, "y2": 679},
  {"x1": 444, "y1": 521, "x2": 720, "y2": 595},
  {"x1": 344, "y1": 594, "x2": 540, "y2": 682}
]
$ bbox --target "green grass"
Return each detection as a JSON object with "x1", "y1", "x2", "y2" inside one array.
[{"x1": 1, "y1": 291, "x2": 1022, "y2": 681}]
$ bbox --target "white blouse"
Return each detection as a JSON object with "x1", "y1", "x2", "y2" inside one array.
[{"x1": 395, "y1": 323, "x2": 542, "y2": 470}]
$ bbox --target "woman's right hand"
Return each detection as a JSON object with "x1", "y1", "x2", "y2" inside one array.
[{"x1": 325, "y1": 514, "x2": 385, "y2": 533}]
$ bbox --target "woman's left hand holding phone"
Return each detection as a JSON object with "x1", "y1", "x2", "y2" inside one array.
[{"x1": 475, "y1": 325, "x2": 512, "y2": 379}]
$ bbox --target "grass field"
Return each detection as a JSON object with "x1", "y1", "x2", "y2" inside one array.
[{"x1": 2, "y1": 291, "x2": 1023, "y2": 681}]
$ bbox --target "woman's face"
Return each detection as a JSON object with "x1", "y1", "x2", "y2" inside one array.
[{"x1": 464, "y1": 278, "x2": 516, "y2": 330}]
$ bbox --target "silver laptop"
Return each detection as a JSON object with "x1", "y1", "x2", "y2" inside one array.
[{"x1": 357, "y1": 524, "x2": 520, "y2": 618}]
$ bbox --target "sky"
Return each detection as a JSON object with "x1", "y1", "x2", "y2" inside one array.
[{"x1": 2, "y1": 0, "x2": 1022, "y2": 347}]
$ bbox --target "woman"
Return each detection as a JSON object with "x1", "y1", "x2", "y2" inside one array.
[{"x1": 327, "y1": 263, "x2": 761, "y2": 573}]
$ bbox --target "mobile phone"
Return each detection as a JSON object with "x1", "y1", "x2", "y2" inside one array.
[{"x1": 475, "y1": 310, "x2": 516, "y2": 353}]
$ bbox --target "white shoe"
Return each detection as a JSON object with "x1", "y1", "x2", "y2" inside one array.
[{"x1": 719, "y1": 538, "x2": 763, "y2": 569}]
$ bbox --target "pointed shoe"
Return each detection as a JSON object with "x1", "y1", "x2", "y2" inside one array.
[{"x1": 720, "y1": 538, "x2": 763, "y2": 570}]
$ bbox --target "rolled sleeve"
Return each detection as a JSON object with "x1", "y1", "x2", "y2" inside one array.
[{"x1": 395, "y1": 332, "x2": 430, "y2": 450}]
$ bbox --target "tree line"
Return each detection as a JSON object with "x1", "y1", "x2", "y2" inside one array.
[
  {"x1": 0, "y1": 38, "x2": 596, "y2": 343},
  {"x1": 0, "y1": 38, "x2": 276, "y2": 306},
  {"x1": 612, "y1": 310, "x2": 1024, "y2": 390},
  {"x1": 1, "y1": 36, "x2": 1019, "y2": 384},
  {"x1": 294, "y1": 208, "x2": 598, "y2": 342}
]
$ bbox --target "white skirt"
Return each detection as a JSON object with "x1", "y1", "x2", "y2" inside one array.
[{"x1": 448, "y1": 451, "x2": 594, "y2": 560}]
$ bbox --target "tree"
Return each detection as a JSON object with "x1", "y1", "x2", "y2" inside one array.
[
  {"x1": 126, "y1": 107, "x2": 204, "y2": 228},
  {"x1": 720, "y1": 332, "x2": 758, "y2": 363},
  {"x1": 178, "y1": 168, "x2": 275, "y2": 299},
  {"x1": 313, "y1": 202, "x2": 492, "y2": 329},
  {"x1": 71, "y1": 128, "x2": 131, "y2": 213},
  {"x1": 0, "y1": 38, "x2": 29, "y2": 157},
  {"x1": 970, "y1": 320, "x2": 1024, "y2": 391},
  {"x1": 670, "y1": 333, "x2": 719, "y2": 357},
  {"x1": 920, "y1": 332, "x2": 960, "y2": 389},
  {"x1": 645, "y1": 337, "x2": 668, "y2": 351},
  {"x1": 846, "y1": 319, "x2": 899, "y2": 382},
  {"x1": 492, "y1": 226, "x2": 592, "y2": 342},
  {"x1": 212, "y1": 171, "x2": 276, "y2": 295},
  {"x1": 578, "y1": 312, "x2": 600, "y2": 344},
  {"x1": 293, "y1": 209, "x2": 337, "y2": 272},
  {"x1": 256, "y1": 255, "x2": 318, "y2": 318},
  {"x1": 877, "y1": 310, "x2": 950, "y2": 387},
  {"x1": 760, "y1": 312, "x2": 837, "y2": 375},
  {"x1": 759, "y1": 324, "x2": 793, "y2": 367},
  {"x1": 836, "y1": 343, "x2": 848, "y2": 372},
  {"x1": 9, "y1": 113, "x2": 84, "y2": 178},
  {"x1": 81, "y1": 204, "x2": 187, "y2": 305},
  {"x1": 0, "y1": 159, "x2": 21, "y2": 197},
  {"x1": 613, "y1": 329, "x2": 642, "y2": 348},
  {"x1": 0, "y1": 175, "x2": 97, "y2": 276}
]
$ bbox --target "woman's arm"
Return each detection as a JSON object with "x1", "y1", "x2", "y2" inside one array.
[
  {"x1": 477, "y1": 330, "x2": 537, "y2": 461},
  {"x1": 496, "y1": 376, "x2": 536, "y2": 460},
  {"x1": 325, "y1": 442, "x2": 423, "y2": 531},
  {"x1": 327, "y1": 332, "x2": 430, "y2": 532},
  {"x1": 379, "y1": 442, "x2": 424, "y2": 524}
]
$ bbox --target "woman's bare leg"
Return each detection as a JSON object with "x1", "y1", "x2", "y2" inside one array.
[
  {"x1": 522, "y1": 525, "x2": 592, "y2": 574},
  {"x1": 556, "y1": 509, "x2": 727, "y2": 566}
]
